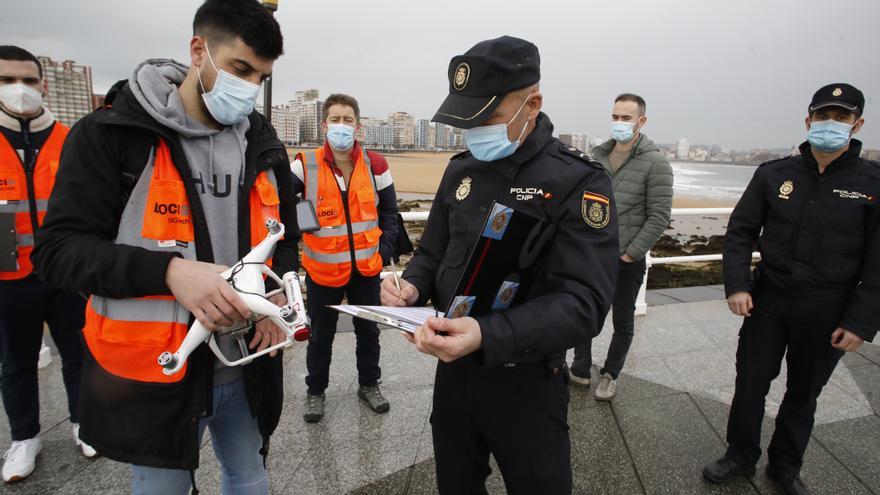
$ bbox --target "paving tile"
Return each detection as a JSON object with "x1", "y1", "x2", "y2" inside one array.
[
  {"x1": 656, "y1": 286, "x2": 727, "y2": 304},
  {"x1": 691, "y1": 393, "x2": 872, "y2": 495},
  {"x1": 626, "y1": 323, "x2": 717, "y2": 359},
  {"x1": 841, "y1": 350, "x2": 871, "y2": 368},
  {"x1": 348, "y1": 464, "x2": 410, "y2": 495},
  {"x1": 616, "y1": 355, "x2": 684, "y2": 394},
  {"x1": 407, "y1": 458, "x2": 438, "y2": 495},
  {"x1": 646, "y1": 292, "x2": 683, "y2": 306},
  {"x1": 53, "y1": 456, "x2": 129, "y2": 495},
  {"x1": 3, "y1": 421, "x2": 105, "y2": 495},
  {"x1": 7, "y1": 297, "x2": 880, "y2": 494},
  {"x1": 662, "y1": 349, "x2": 737, "y2": 391},
  {"x1": 813, "y1": 416, "x2": 880, "y2": 494},
  {"x1": 569, "y1": 402, "x2": 644, "y2": 494},
  {"x1": 615, "y1": 393, "x2": 756, "y2": 494},
  {"x1": 854, "y1": 342, "x2": 880, "y2": 366},
  {"x1": 847, "y1": 363, "x2": 880, "y2": 416}
]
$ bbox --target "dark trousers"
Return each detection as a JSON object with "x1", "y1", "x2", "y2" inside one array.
[
  {"x1": 571, "y1": 258, "x2": 646, "y2": 379},
  {"x1": 431, "y1": 359, "x2": 571, "y2": 495},
  {"x1": 305, "y1": 272, "x2": 381, "y2": 396},
  {"x1": 0, "y1": 276, "x2": 85, "y2": 441},
  {"x1": 725, "y1": 286, "x2": 847, "y2": 478}
]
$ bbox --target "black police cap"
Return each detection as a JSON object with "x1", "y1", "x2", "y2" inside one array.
[
  {"x1": 809, "y1": 83, "x2": 865, "y2": 115},
  {"x1": 432, "y1": 36, "x2": 540, "y2": 129}
]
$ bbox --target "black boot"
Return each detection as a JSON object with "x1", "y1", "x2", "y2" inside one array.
[
  {"x1": 767, "y1": 467, "x2": 810, "y2": 495},
  {"x1": 702, "y1": 456, "x2": 756, "y2": 484}
]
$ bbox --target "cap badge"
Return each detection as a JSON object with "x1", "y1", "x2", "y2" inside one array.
[
  {"x1": 455, "y1": 176, "x2": 472, "y2": 201},
  {"x1": 833, "y1": 87, "x2": 843, "y2": 97},
  {"x1": 453, "y1": 63, "x2": 470, "y2": 91},
  {"x1": 778, "y1": 180, "x2": 794, "y2": 200}
]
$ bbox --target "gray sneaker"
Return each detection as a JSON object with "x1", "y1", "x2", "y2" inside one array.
[
  {"x1": 358, "y1": 385, "x2": 390, "y2": 414},
  {"x1": 303, "y1": 393, "x2": 325, "y2": 423},
  {"x1": 594, "y1": 371, "x2": 617, "y2": 401},
  {"x1": 568, "y1": 368, "x2": 591, "y2": 387}
]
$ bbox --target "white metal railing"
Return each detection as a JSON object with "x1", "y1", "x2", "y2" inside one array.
[{"x1": 394, "y1": 207, "x2": 758, "y2": 315}]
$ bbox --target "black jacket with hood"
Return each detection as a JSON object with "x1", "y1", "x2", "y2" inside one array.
[{"x1": 32, "y1": 78, "x2": 299, "y2": 470}]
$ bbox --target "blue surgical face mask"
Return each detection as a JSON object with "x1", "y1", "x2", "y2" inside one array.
[
  {"x1": 326, "y1": 123, "x2": 355, "y2": 151},
  {"x1": 463, "y1": 95, "x2": 532, "y2": 162},
  {"x1": 807, "y1": 119, "x2": 854, "y2": 152},
  {"x1": 610, "y1": 121, "x2": 639, "y2": 143},
  {"x1": 197, "y1": 42, "x2": 261, "y2": 126}
]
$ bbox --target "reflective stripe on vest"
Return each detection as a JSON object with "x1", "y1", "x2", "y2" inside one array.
[
  {"x1": 84, "y1": 139, "x2": 195, "y2": 383},
  {"x1": 302, "y1": 244, "x2": 380, "y2": 264},
  {"x1": 307, "y1": 219, "x2": 379, "y2": 238},
  {"x1": 301, "y1": 146, "x2": 383, "y2": 287},
  {"x1": 0, "y1": 123, "x2": 68, "y2": 280}
]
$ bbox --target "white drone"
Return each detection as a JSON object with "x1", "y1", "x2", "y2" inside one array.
[{"x1": 158, "y1": 219, "x2": 309, "y2": 375}]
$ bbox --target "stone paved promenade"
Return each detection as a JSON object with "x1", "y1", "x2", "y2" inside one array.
[{"x1": 3, "y1": 287, "x2": 879, "y2": 494}]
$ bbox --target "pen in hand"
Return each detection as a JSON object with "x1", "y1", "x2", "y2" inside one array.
[{"x1": 390, "y1": 258, "x2": 402, "y2": 295}]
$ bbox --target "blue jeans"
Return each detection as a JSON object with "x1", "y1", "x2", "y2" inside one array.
[{"x1": 131, "y1": 378, "x2": 268, "y2": 495}]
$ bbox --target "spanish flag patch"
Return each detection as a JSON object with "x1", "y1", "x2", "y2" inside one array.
[{"x1": 582, "y1": 191, "x2": 610, "y2": 228}]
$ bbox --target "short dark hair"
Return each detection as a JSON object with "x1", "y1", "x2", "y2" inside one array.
[
  {"x1": 0, "y1": 45, "x2": 43, "y2": 79},
  {"x1": 193, "y1": 0, "x2": 283, "y2": 60},
  {"x1": 323, "y1": 94, "x2": 360, "y2": 122},
  {"x1": 615, "y1": 93, "x2": 646, "y2": 116}
]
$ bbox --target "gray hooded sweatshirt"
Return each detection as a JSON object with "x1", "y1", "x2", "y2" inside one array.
[{"x1": 129, "y1": 59, "x2": 250, "y2": 385}]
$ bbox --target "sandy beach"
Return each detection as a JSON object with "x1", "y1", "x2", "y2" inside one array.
[
  {"x1": 287, "y1": 148, "x2": 737, "y2": 288},
  {"x1": 289, "y1": 148, "x2": 740, "y2": 209}
]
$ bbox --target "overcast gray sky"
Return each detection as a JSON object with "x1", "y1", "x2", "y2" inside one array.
[{"x1": 4, "y1": 0, "x2": 878, "y2": 150}]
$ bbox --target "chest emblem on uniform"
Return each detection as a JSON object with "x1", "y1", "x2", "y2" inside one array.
[
  {"x1": 582, "y1": 191, "x2": 610, "y2": 229},
  {"x1": 778, "y1": 180, "x2": 794, "y2": 200},
  {"x1": 455, "y1": 176, "x2": 472, "y2": 201},
  {"x1": 453, "y1": 63, "x2": 470, "y2": 91}
]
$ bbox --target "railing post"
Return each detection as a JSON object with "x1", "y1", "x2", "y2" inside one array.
[{"x1": 635, "y1": 251, "x2": 650, "y2": 316}]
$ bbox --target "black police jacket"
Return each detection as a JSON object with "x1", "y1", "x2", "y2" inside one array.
[
  {"x1": 723, "y1": 140, "x2": 880, "y2": 342},
  {"x1": 403, "y1": 113, "x2": 619, "y2": 366}
]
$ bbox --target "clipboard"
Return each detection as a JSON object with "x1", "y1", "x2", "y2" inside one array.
[{"x1": 330, "y1": 305, "x2": 444, "y2": 334}]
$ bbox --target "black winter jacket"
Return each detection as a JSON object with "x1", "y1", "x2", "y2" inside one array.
[{"x1": 32, "y1": 81, "x2": 299, "y2": 469}]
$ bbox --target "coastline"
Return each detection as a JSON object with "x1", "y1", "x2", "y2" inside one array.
[{"x1": 289, "y1": 148, "x2": 739, "y2": 289}]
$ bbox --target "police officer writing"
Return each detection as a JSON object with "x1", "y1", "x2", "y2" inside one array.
[
  {"x1": 703, "y1": 83, "x2": 878, "y2": 495},
  {"x1": 380, "y1": 36, "x2": 618, "y2": 494}
]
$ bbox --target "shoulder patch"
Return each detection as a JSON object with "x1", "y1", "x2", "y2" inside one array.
[
  {"x1": 582, "y1": 191, "x2": 611, "y2": 228},
  {"x1": 450, "y1": 150, "x2": 472, "y2": 161}
]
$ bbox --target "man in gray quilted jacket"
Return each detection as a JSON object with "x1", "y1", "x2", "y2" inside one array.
[{"x1": 570, "y1": 93, "x2": 673, "y2": 400}]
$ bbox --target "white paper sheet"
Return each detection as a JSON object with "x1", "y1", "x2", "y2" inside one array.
[{"x1": 330, "y1": 305, "x2": 444, "y2": 333}]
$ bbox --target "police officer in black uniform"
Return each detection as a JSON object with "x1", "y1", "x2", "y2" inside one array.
[
  {"x1": 379, "y1": 36, "x2": 618, "y2": 494},
  {"x1": 703, "y1": 83, "x2": 878, "y2": 495}
]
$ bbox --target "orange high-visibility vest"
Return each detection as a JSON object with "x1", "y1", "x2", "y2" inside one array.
[
  {"x1": 0, "y1": 122, "x2": 68, "y2": 280},
  {"x1": 82, "y1": 139, "x2": 280, "y2": 383},
  {"x1": 300, "y1": 147, "x2": 383, "y2": 287}
]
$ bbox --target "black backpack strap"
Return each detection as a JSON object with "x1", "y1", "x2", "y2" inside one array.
[{"x1": 117, "y1": 130, "x2": 159, "y2": 201}]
